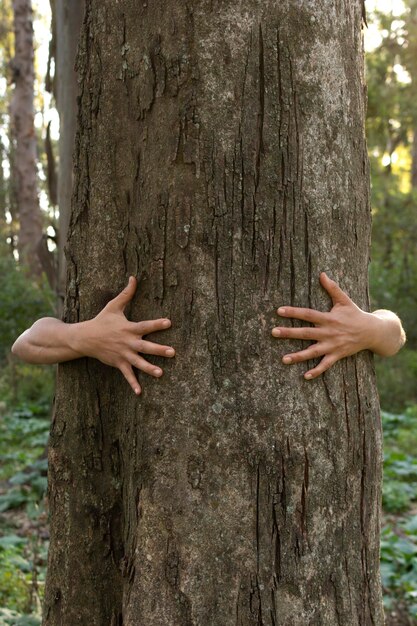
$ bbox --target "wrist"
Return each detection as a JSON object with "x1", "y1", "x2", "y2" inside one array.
[
  {"x1": 361, "y1": 311, "x2": 385, "y2": 355},
  {"x1": 67, "y1": 320, "x2": 93, "y2": 358}
]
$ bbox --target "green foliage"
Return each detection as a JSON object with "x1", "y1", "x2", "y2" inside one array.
[
  {"x1": 383, "y1": 405, "x2": 417, "y2": 451},
  {"x1": 0, "y1": 405, "x2": 50, "y2": 483},
  {"x1": 383, "y1": 407, "x2": 417, "y2": 515},
  {"x1": 0, "y1": 249, "x2": 55, "y2": 409},
  {"x1": 366, "y1": 2, "x2": 417, "y2": 158},
  {"x1": 0, "y1": 254, "x2": 55, "y2": 365},
  {"x1": 0, "y1": 404, "x2": 49, "y2": 621},
  {"x1": 0, "y1": 361, "x2": 55, "y2": 409},
  {"x1": 366, "y1": 2, "x2": 417, "y2": 414},
  {"x1": 381, "y1": 521, "x2": 417, "y2": 618},
  {"x1": 382, "y1": 407, "x2": 417, "y2": 620},
  {"x1": 375, "y1": 350, "x2": 417, "y2": 413},
  {"x1": 0, "y1": 543, "x2": 35, "y2": 612},
  {"x1": 0, "y1": 611, "x2": 40, "y2": 626},
  {"x1": 370, "y1": 179, "x2": 417, "y2": 413},
  {"x1": 369, "y1": 177, "x2": 417, "y2": 349},
  {"x1": 0, "y1": 535, "x2": 45, "y2": 621}
]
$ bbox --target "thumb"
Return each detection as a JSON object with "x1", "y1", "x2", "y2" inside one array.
[
  {"x1": 107, "y1": 276, "x2": 137, "y2": 312},
  {"x1": 320, "y1": 272, "x2": 351, "y2": 306}
]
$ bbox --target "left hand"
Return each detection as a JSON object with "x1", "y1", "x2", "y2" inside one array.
[
  {"x1": 77, "y1": 276, "x2": 175, "y2": 394},
  {"x1": 271, "y1": 272, "x2": 373, "y2": 379}
]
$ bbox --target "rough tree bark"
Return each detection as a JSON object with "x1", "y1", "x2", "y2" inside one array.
[
  {"x1": 44, "y1": 1, "x2": 384, "y2": 625},
  {"x1": 54, "y1": 0, "x2": 85, "y2": 305},
  {"x1": 10, "y1": 0, "x2": 43, "y2": 275}
]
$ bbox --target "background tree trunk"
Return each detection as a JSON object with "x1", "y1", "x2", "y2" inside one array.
[
  {"x1": 54, "y1": 0, "x2": 84, "y2": 307},
  {"x1": 10, "y1": 0, "x2": 43, "y2": 275},
  {"x1": 44, "y1": 1, "x2": 384, "y2": 624},
  {"x1": 411, "y1": 128, "x2": 417, "y2": 188},
  {"x1": 0, "y1": 140, "x2": 8, "y2": 243}
]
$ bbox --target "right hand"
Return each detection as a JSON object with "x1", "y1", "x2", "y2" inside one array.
[{"x1": 271, "y1": 273, "x2": 373, "y2": 379}]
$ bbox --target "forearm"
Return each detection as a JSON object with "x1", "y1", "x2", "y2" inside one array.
[
  {"x1": 367, "y1": 309, "x2": 406, "y2": 357},
  {"x1": 11, "y1": 318, "x2": 89, "y2": 364}
]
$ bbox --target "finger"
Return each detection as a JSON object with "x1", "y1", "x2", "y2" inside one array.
[
  {"x1": 304, "y1": 354, "x2": 338, "y2": 380},
  {"x1": 119, "y1": 362, "x2": 141, "y2": 395},
  {"x1": 320, "y1": 272, "x2": 351, "y2": 306},
  {"x1": 271, "y1": 326, "x2": 323, "y2": 341},
  {"x1": 136, "y1": 318, "x2": 172, "y2": 336},
  {"x1": 129, "y1": 354, "x2": 164, "y2": 378},
  {"x1": 137, "y1": 340, "x2": 175, "y2": 357},
  {"x1": 107, "y1": 276, "x2": 137, "y2": 312},
  {"x1": 282, "y1": 343, "x2": 327, "y2": 365},
  {"x1": 277, "y1": 306, "x2": 328, "y2": 325}
]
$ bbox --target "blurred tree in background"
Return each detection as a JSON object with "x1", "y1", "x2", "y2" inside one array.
[
  {"x1": 10, "y1": 0, "x2": 48, "y2": 280},
  {"x1": 0, "y1": 0, "x2": 56, "y2": 407},
  {"x1": 0, "y1": 0, "x2": 58, "y2": 285}
]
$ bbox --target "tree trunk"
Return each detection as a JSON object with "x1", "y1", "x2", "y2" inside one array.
[
  {"x1": 10, "y1": 0, "x2": 43, "y2": 275},
  {"x1": 43, "y1": 2, "x2": 384, "y2": 625},
  {"x1": 0, "y1": 140, "x2": 8, "y2": 242},
  {"x1": 54, "y1": 0, "x2": 84, "y2": 307}
]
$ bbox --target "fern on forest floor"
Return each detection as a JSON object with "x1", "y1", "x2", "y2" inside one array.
[
  {"x1": 0, "y1": 403, "x2": 49, "y2": 624},
  {"x1": 381, "y1": 407, "x2": 417, "y2": 623}
]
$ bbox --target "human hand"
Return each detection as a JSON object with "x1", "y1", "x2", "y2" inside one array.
[
  {"x1": 271, "y1": 272, "x2": 375, "y2": 379},
  {"x1": 78, "y1": 276, "x2": 175, "y2": 394}
]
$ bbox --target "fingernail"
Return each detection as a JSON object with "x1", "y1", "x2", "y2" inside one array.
[
  {"x1": 272, "y1": 329, "x2": 281, "y2": 337},
  {"x1": 278, "y1": 307, "x2": 286, "y2": 315},
  {"x1": 305, "y1": 373, "x2": 313, "y2": 380},
  {"x1": 165, "y1": 348, "x2": 175, "y2": 356},
  {"x1": 134, "y1": 387, "x2": 141, "y2": 394},
  {"x1": 154, "y1": 368, "x2": 163, "y2": 376},
  {"x1": 162, "y1": 319, "x2": 171, "y2": 328},
  {"x1": 283, "y1": 356, "x2": 292, "y2": 364}
]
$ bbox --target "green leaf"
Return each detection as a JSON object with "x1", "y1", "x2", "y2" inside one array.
[
  {"x1": 0, "y1": 535, "x2": 27, "y2": 550},
  {"x1": 0, "y1": 491, "x2": 28, "y2": 512}
]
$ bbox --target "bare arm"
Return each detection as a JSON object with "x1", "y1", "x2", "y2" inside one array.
[
  {"x1": 367, "y1": 309, "x2": 406, "y2": 357},
  {"x1": 271, "y1": 272, "x2": 406, "y2": 379},
  {"x1": 12, "y1": 317, "x2": 88, "y2": 364},
  {"x1": 11, "y1": 277, "x2": 175, "y2": 395}
]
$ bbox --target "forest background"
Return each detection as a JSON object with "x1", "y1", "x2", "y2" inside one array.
[{"x1": 0, "y1": 0, "x2": 416, "y2": 624}]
